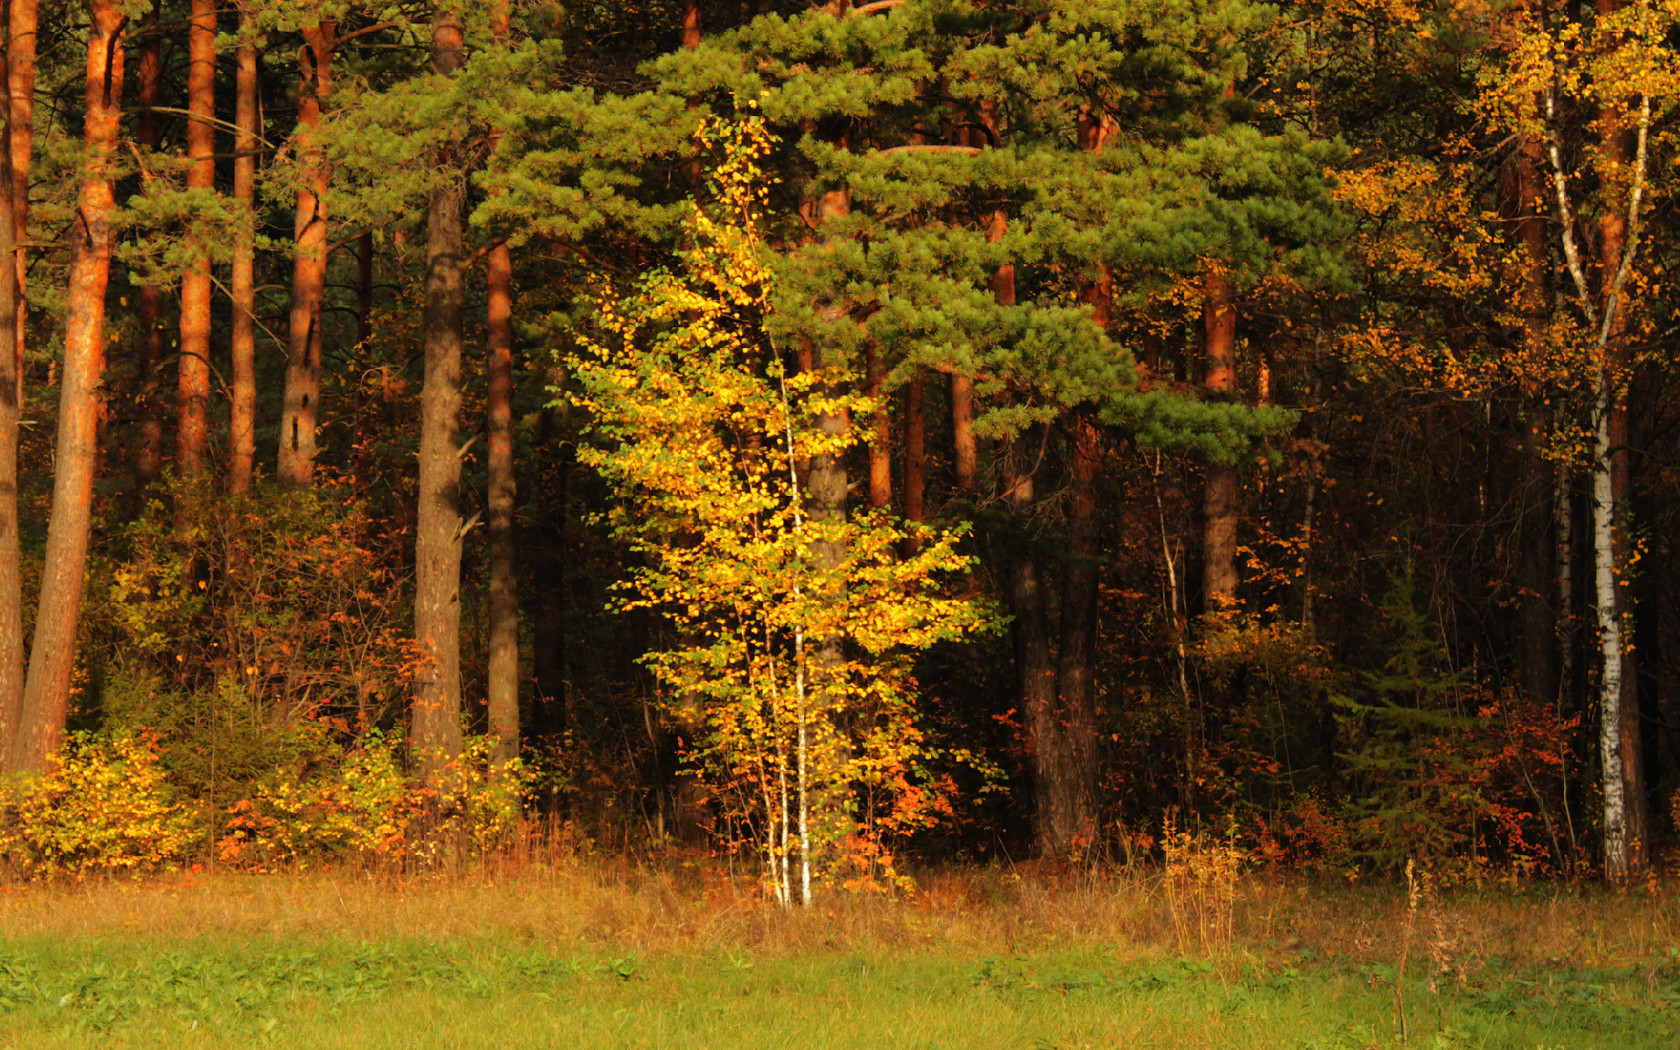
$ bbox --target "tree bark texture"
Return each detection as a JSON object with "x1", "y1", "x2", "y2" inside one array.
[
  {"x1": 275, "y1": 17, "x2": 334, "y2": 487},
  {"x1": 485, "y1": 0, "x2": 519, "y2": 764},
  {"x1": 900, "y1": 372, "x2": 924, "y2": 555},
  {"x1": 864, "y1": 343, "x2": 890, "y2": 510},
  {"x1": 6, "y1": 0, "x2": 31, "y2": 385},
  {"x1": 1592, "y1": 10, "x2": 1645, "y2": 878},
  {"x1": 177, "y1": 0, "x2": 216, "y2": 479},
  {"x1": 0, "y1": 35, "x2": 21, "y2": 761},
  {"x1": 134, "y1": 6, "x2": 164, "y2": 484},
  {"x1": 229, "y1": 2, "x2": 259, "y2": 493},
  {"x1": 412, "y1": 12, "x2": 466, "y2": 781},
  {"x1": 11, "y1": 2, "x2": 124, "y2": 773},
  {"x1": 1202, "y1": 268, "x2": 1239, "y2": 611}
]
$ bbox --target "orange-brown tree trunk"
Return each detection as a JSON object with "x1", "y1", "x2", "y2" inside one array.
[
  {"x1": 275, "y1": 17, "x2": 334, "y2": 487},
  {"x1": 412, "y1": 11, "x2": 466, "y2": 781},
  {"x1": 0, "y1": 32, "x2": 21, "y2": 760},
  {"x1": 228, "y1": 1, "x2": 259, "y2": 493},
  {"x1": 485, "y1": 0, "x2": 518, "y2": 763},
  {"x1": 178, "y1": 0, "x2": 216, "y2": 479},
  {"x1": 10, "y1": 1, "x2": 125, "y2": 773},
  {"x1": 1202, "y1": 268, "x2": 1239, "y2": 611},
  {"x1": 134, "y1": 4, "x2": 164, "y2": 483},
  {"x1": 900, "y1": 372, "x2": 924, "y2": 554},
  {"x1": 6, "y1": 0, "x2": 32, "y2": 387},
  {"x1": 865, "y1": 343, "x2": 890, "y2": 510}
]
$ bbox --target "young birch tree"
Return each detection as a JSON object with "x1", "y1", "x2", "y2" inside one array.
[
  {"x1": 1489, "y1": 0, "x2": 1680, "y2": 881},
  {"x1": 571, "y1": 115, "x2": 993, "y2": 904}
]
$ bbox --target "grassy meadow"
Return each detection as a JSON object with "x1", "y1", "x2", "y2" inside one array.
[{"x1": 0, "y1": 862, "x2": 1675, "y2": 1048}]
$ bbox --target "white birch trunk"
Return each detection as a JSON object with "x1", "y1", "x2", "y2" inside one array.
[{"x1": 1592, "y1": 377, "x2": 1627, "y2": 881}]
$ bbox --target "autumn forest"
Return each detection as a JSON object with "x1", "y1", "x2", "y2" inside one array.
[{"x1": 0, "y1": 0, "x2": 1674, "y2": 898}]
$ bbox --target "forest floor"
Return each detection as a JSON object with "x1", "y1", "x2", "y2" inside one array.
[{"x1": 0, "y1": 858, "x2": 1674, "y2": 1048}]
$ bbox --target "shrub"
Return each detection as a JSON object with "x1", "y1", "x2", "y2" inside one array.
[
  {"x1": 218, "y1": 732, "x2": 531, "y2": 871},
  {"x1": 0, "y1": 732, "x2": 198, "y2": 876}
]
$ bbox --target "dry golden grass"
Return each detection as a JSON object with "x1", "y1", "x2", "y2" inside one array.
[{"x1": 1, "y1": 853, "x2": 1674, "y2": 973}]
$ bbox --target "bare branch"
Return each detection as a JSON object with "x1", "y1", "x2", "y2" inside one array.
[{"x1": 1543, "y1": 83, "x2": 1598, "y2": 334}]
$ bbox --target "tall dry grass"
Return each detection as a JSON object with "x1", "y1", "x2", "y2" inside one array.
[{"x1": 1, "y1": 851, "x2": 1675, "y2": 974}]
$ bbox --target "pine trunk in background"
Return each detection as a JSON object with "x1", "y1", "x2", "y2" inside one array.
[
  {"x1": 0, "y1": 36, "x2": 20, "y2": 761},
  {"x1": 1513, "y1": 131, "x2": 1556, "y2": 712},
  {"x1": 178, "y1": 0, "x2": 216, "y2": 478},
  {"x1": 865, "y1": 343, "x2": 890, "y2": 510},
  {"x1": 1202, "y1": 268, "x2": 1238, "y2": 610},
  {"x1": 485, "y1": 0, "x2": 519, "y2": 764},
  {"x1": 134, "y1": 6, "x2": 164, "y2": 483},
  {"x1": 6, "y1": 0, "x2": 31, "y2": 387},
  {"x1": 228, "y1": 2, "x2": 259, "y2": 494},
  {"x1": 276, "y1": 17, "x2": 334, "y2": 487},
  {"x1": 950, "y1": 375, "x2": 975, "y2": 495},
  {"x1": 412, "y1": 12, "x2": 466, "y2": 781},
  {"x1": 900, "y1": 372, "x2": 924, "y2": 554},
  {"x1": 10, "y1": 2, "x2": 125, "y2": 773}
]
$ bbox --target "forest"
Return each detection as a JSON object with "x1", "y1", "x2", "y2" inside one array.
[{"x1": 0, "y1": 0, "x2": 1672, "y2": 899}]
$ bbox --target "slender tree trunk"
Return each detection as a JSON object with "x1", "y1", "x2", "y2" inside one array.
[
  {"x1": 6, "y1": 0, "x2": 32, "y2": 389},
  {"x1": 10, "y1": 2, "x2": 125, "y2": 773},
  {"x1": 485, "y1": 0, "x2": 519, "y2": 764},
  {"x1": 900, "y1": 372, "x2": 924, "y2": 554},
  {"x1": 1591, "y1": 19, "x2": 1644, "y2": 877},
  {"x1": 412, "y1": 12, "x2": 466, "y2": 781},
  {"x1": 0, "y1": 35, "x2": 21, "y2": 761},
  {"x1": 864, "y1": 343, "x2": 890, "y2": 510},
  {"x1": 134, "y1": 5, "x2": 164, "y2": 483},
  {"x1": 1513, "y1": 131, "x2": 1556, "y2": 710},
  {"x1": 1003, "y1": 450, "x2": 1063, "y2": 857},
  {"x1": 275, "y1": 17, "x2": 334, "y2": 487},
  {"x1": 228, "y1": 3, "x2": 259, "y2": 493},
  {"x1": 1049, "y1": 409, "x2": 1103, "y2": 856},
  {"x1": 1201, "y1": 268, "x2": 1239, "y2": 610},
  {"x1": 178, "y1": 0, "x2": 216, "y2": 479}
]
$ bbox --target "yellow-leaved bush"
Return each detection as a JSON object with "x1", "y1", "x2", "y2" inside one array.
[
  {"x1": 217, "y1": 733, "x2": 530, "y2": 871},
  {"x1": 0, "y1": 732, "x2": 197, "y2": 877},
  {"x1": 569, "y1": 112, "x2": 998, "y2": 905}
]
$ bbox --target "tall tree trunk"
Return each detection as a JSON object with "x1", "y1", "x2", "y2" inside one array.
[
  {"x1": 6, "y1": 0, "x2": 32, "y2": 390},
  {"x1": 950, "y1": 375, "x2": 975, "y2": 495},
  {"x1": 178, "y1": 0, "x2": 216, "y2": 479},
  {"x1": 0, "y1": 34, "x2": 21, "y2": 761},
  {"x1": 864, "y1": 343, "x2": 890, "y2": 510},
  {"x1": 1513, "y1": 131, "x2": 1556, "y2": 711},
  {"x1": 1592, "y1": 7, "x2": 1644, "y2": 878},
  {"x1": 485, "y1": 0, "x2": 519, "y2": 764},
  {"x1": 412, "y1": 12, "x2": 466, "y2": 781},
  {"x1": 10, "y1": 1, "x2": 125, "y2": 773},
  {"x1": 275, "y1": 17, "x2": 334, "y2": 487},
  {"x1": 900, "y1": 372, "x2": 924, "y2": 554},
  {"x1": 1201, "y1": 268, "x2": 1239, "y2": 611},
  {"x1": 134, "y1": 5, "x2": 164, "y2": 483},
  {"x1": 1003, "y1": 449, "x2": 1063, "y2": 857},
  {"x1": 228, "y1": 2, "x2": 258, "y2": 494}
]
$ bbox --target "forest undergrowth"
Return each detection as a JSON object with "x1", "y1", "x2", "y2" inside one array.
[{"x1": 0, "y1": 858, "x2": 1675, "y2": 1048}]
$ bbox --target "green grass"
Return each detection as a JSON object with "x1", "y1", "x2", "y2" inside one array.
[
  {"x1": 0, "y1": 868, "x2": 1675, "y2": 1048},
  {"x1": 0, "y1": 933, "x2": 1673, "y2": 1048}
]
